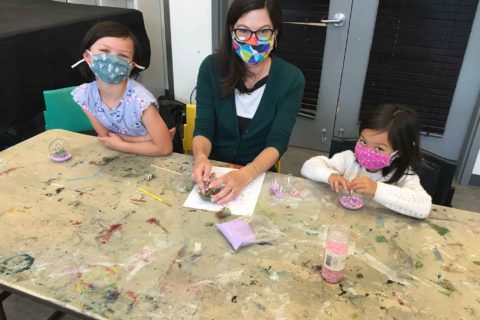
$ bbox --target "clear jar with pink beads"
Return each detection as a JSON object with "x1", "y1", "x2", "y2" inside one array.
[{"x1": 321, "y1": 225, "x2": 350, "y2": 284}]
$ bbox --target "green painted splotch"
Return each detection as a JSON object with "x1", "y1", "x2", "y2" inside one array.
[
  {"x1": 415, "y1": 261, "x2": 424, "y2": 269},
  {"x1": 437, "y1": 279, "x2": 455, "y2": 296},
  {"x1": 473, "y1": 261, "x2": 480, "y2": 265},
  {"x1": 306, "y1": 231, "x2": 319, "y2": 236},
  {"x1": 375, "y1": 235, "x2": 388, "y2": 243},
  {"x1": 425, "y1": 220, "x2": 450, "y2": 236},
  {"x1": 0, "y1": 254, "x2": 34, "y2": 275}
]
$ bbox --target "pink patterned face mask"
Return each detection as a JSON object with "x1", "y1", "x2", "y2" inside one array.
[{"x1": 354, "y1": 143, "x2": 398, "y2": 171}]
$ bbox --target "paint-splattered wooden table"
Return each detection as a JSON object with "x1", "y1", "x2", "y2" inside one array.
[{"x1": 0, "y1": 129, "x2": 479, "y2": 319}]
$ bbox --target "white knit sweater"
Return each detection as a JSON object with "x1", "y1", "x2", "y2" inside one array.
[{"x1": 300, "y1": 151, "x2": 432, "y2": 219}]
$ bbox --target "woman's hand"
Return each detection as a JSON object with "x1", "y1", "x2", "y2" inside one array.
[
  {"x1": 328, "y1": 173, "x2": 351, "y2": 193},
  {"x1": 350, "y1": 176, "x2": 377, "y2": 196},
  {"x1": 208, "y1": 168, "x2": 253, "y2": 205},
  {"x1": 193, "y1": 154, "x2": 212, "y2": 193}
]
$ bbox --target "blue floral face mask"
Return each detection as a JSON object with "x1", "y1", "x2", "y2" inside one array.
[{"x1": 71, "y1": 50, "x2": 145, "y2": 84}]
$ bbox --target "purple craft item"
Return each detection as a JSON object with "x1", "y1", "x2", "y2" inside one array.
[{"x1": 216, "y1": 219, "x2": 256, "y2": 250}]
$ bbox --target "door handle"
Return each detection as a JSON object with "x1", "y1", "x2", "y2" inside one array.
[{"x1": 320, "y1": 13, "x2": 345, "y2": 27}]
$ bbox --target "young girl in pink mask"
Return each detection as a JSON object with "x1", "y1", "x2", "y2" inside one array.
[{"x1": 301, "y1": 104, "x2": 432, "y2": 219}]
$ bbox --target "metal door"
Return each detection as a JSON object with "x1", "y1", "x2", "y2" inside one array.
[{"x1": 285, "y1": 0, "x2": 357, "y2": 152}]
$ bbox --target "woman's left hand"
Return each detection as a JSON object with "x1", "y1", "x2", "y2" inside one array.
[
  {"x1": 350, "y1": 176, "x2": 377, "y2": 196},
  {"x1": 208, "y1": 169, "x2": 252, "y2": 205}
]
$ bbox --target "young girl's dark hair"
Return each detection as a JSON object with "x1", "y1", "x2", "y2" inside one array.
[
  {"x1": 78, "y1": 21, "x2": 142, "y2": 81},
  {"x1": 215, "y1": 0, "x2": 282, "y2": 98},
  {"x1": 360, "y1": 104, "x2": 421, "y2": 184}
]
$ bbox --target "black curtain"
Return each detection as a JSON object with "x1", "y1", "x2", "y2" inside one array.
[{"x1": 360, "y1": 0, "x2": 478, "y2": 135}]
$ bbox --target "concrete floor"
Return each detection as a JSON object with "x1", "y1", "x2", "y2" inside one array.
[{"x1": 2, "y1": 146, "x2": 479, "y2": 320}]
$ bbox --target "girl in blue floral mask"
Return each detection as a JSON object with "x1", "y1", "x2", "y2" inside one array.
[
  {"x1": 71, "y1": 21, "x2": 174, "y2": 156},
  {"x1": 301, "y1": 104, "x2": 432, "y2": 219}
]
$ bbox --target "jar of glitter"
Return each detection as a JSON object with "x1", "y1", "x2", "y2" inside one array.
[
  {"x1": 48, "y1": 138, "x2": 72, "y2": 162},
  {"x1": 321, "y1": 225, "x2": 350, "y2": 284},
  {"x1": 338, "y1": 188, "x2": 364, "y2": 210}
]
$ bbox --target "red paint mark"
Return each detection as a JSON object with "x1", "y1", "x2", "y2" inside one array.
[
  {"x1": 397, "y1": 298, "x2": 405, "y2": 306},
  {"x1": 79, "y1": 280, "x2": 94, "y2": 289},
  {"x1": 70, "y1": 220, "x2": 82, "y2": 225},
  {"x1": 0, "y1": 167, "x2": 23, "y2": 176},
  {"x1": 95, "y1": 224, "x2": 122, "y2": 244},
  {"x1": 146, "y1": 218, "x2": 169, "y2": 234},
  {"x1": 127, "y1": 291, "x2": 138, "y2": 304}
]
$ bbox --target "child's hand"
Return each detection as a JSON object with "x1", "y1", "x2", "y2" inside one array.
[
  {"x1": 98, "y1": 132, "x2": 124, "y2": 149},
  {"x1": 328, "y1": 173, "x2": 350, "y2": 193},
  {"x1": 350, "y1": 176, "x2": 377, "y2": 196}
]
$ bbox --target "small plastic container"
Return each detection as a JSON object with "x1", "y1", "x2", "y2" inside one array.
[
  {"x1": 321, "y1": 225, "x2": 350, "y2": 284},
  {"x1": 49, "y1": 138, "x2": 72, "y2": 162},
  {"x1": 338, "y1": 188, "x2": 364, "y2": 210}
]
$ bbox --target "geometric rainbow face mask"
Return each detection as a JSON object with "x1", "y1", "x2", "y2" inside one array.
[{"x1": 232, "y1": 33, "x2": 274, "y2": 64}]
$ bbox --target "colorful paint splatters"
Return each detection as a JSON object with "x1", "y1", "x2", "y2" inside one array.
[
  {"x1": 433, "y1": 246, "x2": 443, "y2": 261},
  {"x1": 146, "y1": 218, "x2": 169, "y2": 234},
  {"x1": 437, "y1": 278, "x2": 456, "y2": 296},
  {"x1": 375, "y1": 235, "x2": 388, "y2": 243},
  {"x1": 425, "y1": 220, "x2": 450, "y2": 236},
  {"x1": 0, "y1": 254, "x2": 34, "y2": 275},
  {"x1": 88, "y1": 156, "x2": 119, "y2": 166},
  {"x1": 0, "y1": 166, "x2": 23, "y2": 176},
  {"x1": 95, "y1": 224, "x2": 122, "y2": 244}
]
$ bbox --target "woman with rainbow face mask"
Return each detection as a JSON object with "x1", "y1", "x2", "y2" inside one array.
[{"x1": 192, "y1": 0, "x2": 305, "y2": 205}]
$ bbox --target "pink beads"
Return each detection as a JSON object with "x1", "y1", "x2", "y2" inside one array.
[
  {"x1": 322, "y1": 225, "x2": 350, "y2": 284},
  {"x1": 321, "y1": 266, "x2": 343, "y2": 283},
  {"x1": 339, "y1": 194, "x2": 364, "y2": 210}
]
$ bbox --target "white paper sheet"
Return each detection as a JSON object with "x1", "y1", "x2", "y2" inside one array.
[{"x1": 183, "y1": 166, "x2": 266, "y2": 216}]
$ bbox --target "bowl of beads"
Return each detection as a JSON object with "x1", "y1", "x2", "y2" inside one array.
[
  {"x1": 338, "y1": 188, "x2": 364, "y2": 210},
  {"x1": 49, "y1": 138, "x2": 72, "y2": 162},
  {"x1": 197, "y1": 172, "x2": 224, "y2": 202}
]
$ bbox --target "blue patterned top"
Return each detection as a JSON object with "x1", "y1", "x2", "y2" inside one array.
[{"x1": 72, "y1": 79, "x2": 158, "y2": 136}]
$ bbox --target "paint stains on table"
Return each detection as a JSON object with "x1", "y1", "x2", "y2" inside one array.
[
  {"x1": 0, "y1": 254, "x2": 34, "y2": 275},
  {"x1": 0, "y1": 166, "x2": 23, "y2": 176},
  {"x1": 88, "y1": 156, "x2": 119, "y2": 166},
  {"x1": 425, "y1": 220, "x2": 450, "y2": 236},
  {"x1": 95, "y1": 224, "x2": 122, "y2": 244},
  {"x1": 146, "y1": 218, "x2": 169, "y2": 234},
  {"x1": 375, "y1": 235, "x2": 388, "y2": 243}
]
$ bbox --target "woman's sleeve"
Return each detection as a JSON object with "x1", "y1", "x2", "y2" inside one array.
[
  {"x1": 193, "y1": 56, "x2": 216, "y2": 142},
  {"x1": 265, "y1": 69, "x2": 305, "y2": 156},
  {"x1": 374, "y1": 174, "x2": 432, "y2": 219}
]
